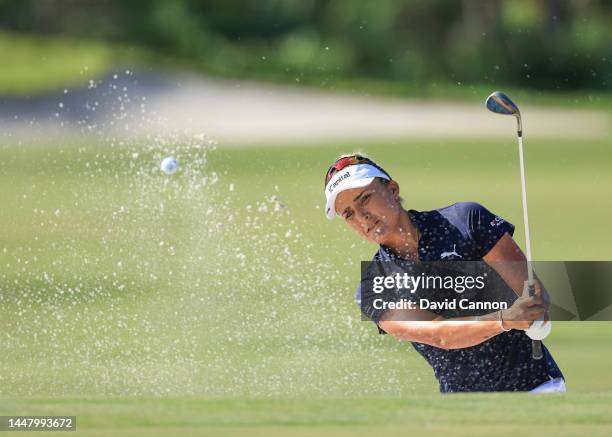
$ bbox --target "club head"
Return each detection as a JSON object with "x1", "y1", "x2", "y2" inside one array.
[
  {"x1": 485, "y1": 91, "x2": 522, "y2": 136},
  {"x1": 486, "y1": 91, "x2": 520, "y2": 116}
]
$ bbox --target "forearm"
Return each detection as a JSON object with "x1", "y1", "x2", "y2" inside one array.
[
  {"x1": 483, "y1": 233, "x2": 551, "y2": 309},
  {"x1": 380, "y1": 311, "x2": 507, "y2": 349}
]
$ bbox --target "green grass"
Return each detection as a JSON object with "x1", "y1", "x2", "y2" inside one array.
[
  {"x1": 1, "y1": 136, "x2": 612, "y2": 435},
  {"x1": 0, "y1": 31, "x2": 114, "y2": 95},
  {"x1": 2, "y1": 29, "x2": 612, "y2": 110},
  {"x1": 2, "y1": 391, "x2": 612, "y2": 436},
  {"x1": 204, "y1": 70, "x2": 612, "y2": 110}
]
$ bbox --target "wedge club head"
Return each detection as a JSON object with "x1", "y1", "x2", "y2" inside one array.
[{"x1": 486, "y1": 91, "x2": 522, "y2": 137}]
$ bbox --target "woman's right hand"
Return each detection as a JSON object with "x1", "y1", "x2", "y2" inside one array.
[{"x1": 501, "y1": 280, "x2": 547, "y2": 331}]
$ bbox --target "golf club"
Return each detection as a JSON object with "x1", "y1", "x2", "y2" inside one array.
[{"x1": 485, "y1": 91, "x2": 543, "y2": 360}]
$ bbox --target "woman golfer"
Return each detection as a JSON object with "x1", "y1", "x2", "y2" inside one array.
[{"x1": 324, "y1": 153, "x2": 565, "y2": 393}]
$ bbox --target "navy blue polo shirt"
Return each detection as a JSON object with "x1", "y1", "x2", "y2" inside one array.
[{"x1": 356, "y1": 202, "x2": 564, "y2": 392}]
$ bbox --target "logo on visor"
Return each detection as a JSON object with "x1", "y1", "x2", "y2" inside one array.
[{"x1": 328, "y1": 171, "x2": 350, "y2": 193}]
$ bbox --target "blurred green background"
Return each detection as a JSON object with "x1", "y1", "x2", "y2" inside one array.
[
  {"x1": 1, "y1": 1, "x2": 612, "y2": 436},
  {"x1": 0, "y1": 0, "x2": 611, "y2": 102}
]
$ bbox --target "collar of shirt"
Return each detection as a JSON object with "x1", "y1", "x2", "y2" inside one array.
[{"x1": 378, "y1": 209, "x2": 431, "y2": 262}]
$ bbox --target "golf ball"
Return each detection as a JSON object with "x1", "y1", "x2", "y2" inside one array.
[{"x1": 160, "y1": 156, "x2": 178, "y2": 174}]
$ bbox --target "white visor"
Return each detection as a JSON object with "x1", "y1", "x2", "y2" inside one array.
[{"x1": 324, "y1": 163, "x2": 390, "y2": 219}]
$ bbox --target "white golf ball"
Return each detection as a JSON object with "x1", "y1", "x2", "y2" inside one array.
[{"x1": 160, "y1": 156, "x2": 178, "y2": 174}]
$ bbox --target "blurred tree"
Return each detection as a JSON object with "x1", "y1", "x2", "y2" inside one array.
[
  {"x1": 0, "y1": 0, "x2": 609, "y2": 91},
  {"x1": 462, "y1": 0, "x2": 501, "y2": 41}
]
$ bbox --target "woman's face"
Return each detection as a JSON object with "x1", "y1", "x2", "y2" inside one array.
[{"x1": 334, "y1": 179, "x2": 402, "y2": 245}]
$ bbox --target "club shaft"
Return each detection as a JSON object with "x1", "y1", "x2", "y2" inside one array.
[
  {"x1": 517, "y1": 134, "x2": 534, "y2": 285},
  {"x1": 517, "y1": 132, "x2": 543, "y2": 360}
]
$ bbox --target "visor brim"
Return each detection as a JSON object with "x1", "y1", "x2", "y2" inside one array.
[{"x1": 325, "y1": 176, "x2": 377, "y2": 219}]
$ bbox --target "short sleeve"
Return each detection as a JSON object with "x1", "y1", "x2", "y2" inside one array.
[
  {"x1": 355, "y1": 279, "x2": 388, "y2": 335},
  {"x1": 465, "y1": 202, "x2": 515, "y2": 258},
  {"x1": 357, "y1": 258, "x2": 402, "y2": 335},
  {"x1": 355, "y1": 279, "x2": 385, "y2": 324}
]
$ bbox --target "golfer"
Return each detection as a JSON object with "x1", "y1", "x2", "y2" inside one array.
[{"x1": 324, "y1": 153, "x2": 565, "y2": 393}]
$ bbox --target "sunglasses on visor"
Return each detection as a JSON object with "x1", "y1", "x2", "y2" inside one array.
[{"x1": 324, "y1": 155, "x2": 390, "y2": 187}]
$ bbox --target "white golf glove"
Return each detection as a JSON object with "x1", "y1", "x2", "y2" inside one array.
[{"x1": 525, "y1": 316, "x2": 552, "y2": 340}]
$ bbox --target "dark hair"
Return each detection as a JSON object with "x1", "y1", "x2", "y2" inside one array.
[{"x1": 377, "y1": 177, "x2": 404, "y2": 204}]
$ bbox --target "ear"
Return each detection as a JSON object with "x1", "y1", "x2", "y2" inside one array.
[{"x1": 387, "y1": 180, "x2": 400, "y2": 200}]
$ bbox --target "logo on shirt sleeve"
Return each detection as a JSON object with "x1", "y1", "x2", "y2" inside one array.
[{"x1": 490, "y1": 216, "x2": 505, "y2": 227}]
